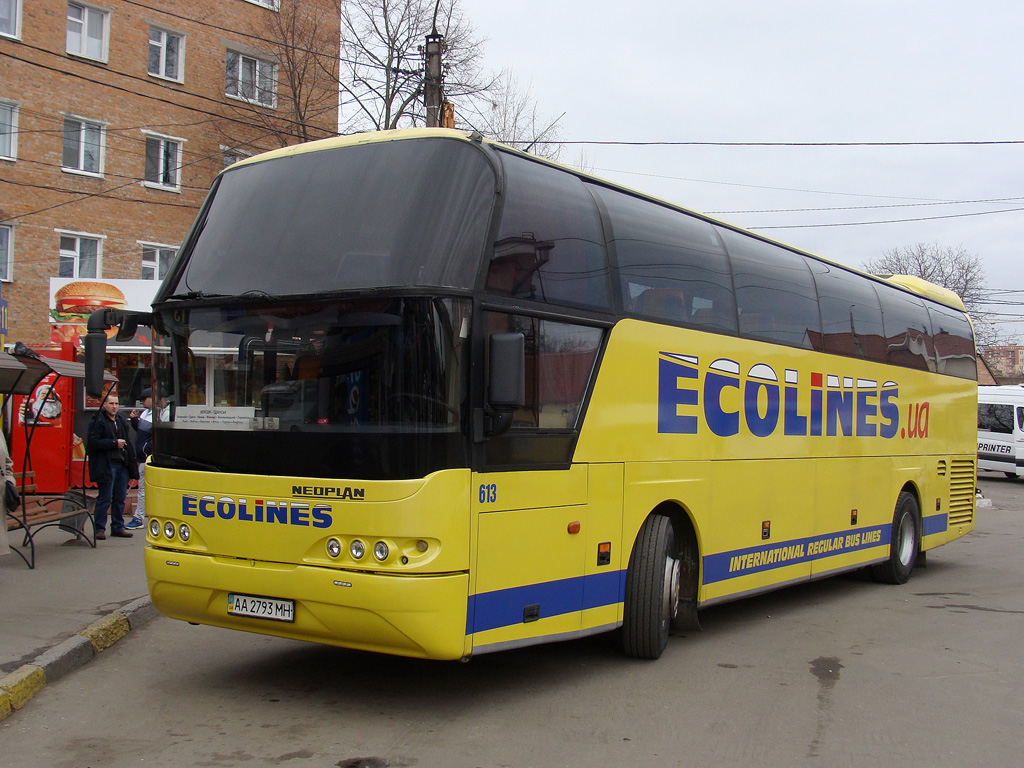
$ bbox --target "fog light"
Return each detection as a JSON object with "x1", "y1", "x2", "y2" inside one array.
[
  {"x1": 416, "y1": 539, "x2": 428, "y2": 552},
  {"x1": 164, "y1": 521, "x2": 175, "y2": 539},
  {"x1": 373, "y1": 541, "x2": 389, "y2": 561},
  {"x1": 350, "y1": 539, "x2": 365, "y2": 559},
  {"x1": 149, "y1": 519, "x2": 160, "y2": 537},
  {"x1": 327, "y1": 538, "x2": 342, "y2": 558},
  {"x1": 178, "y1": 524, "x2": 191, "y2": 542}
]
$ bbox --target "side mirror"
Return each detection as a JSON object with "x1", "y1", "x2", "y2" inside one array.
[
  {"x1": 84, "y1": 309, "x2": 115, "y2": 398},
  {"x1": 487, "y1": 332, "x2": 525, "y2": 436}
]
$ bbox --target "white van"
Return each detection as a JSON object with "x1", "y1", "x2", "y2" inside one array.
[{"x1": 977, "y1": 385, "x2": 1024, "y2": 478}]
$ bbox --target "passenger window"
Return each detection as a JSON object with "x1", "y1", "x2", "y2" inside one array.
[
  {"x1": 489, "y1": 154, "x2": 611, "y2": 311},
  {"x1": 979, "y1": 403, "x2": 1013, "y2": 434},
  {"x1": 1018, "y1": 407, "x2": 1024, "y2": 431},
  {"x1": 717, "y1": 227, "x2": 821, "y2": 349},
  {"x1": 487, "y1": 313, "x2": 602, "y2": 430},
  {"x1": 927, "y1": 303, "x2": 977, "y2": 380},
  {"x1": 590, "y1": 186, "x2": 737, "y2": 333},
  {"x1": 808, "y1": 261, "x2": 886, "y2": 363},
  {"x1": 874, "y1": 281, "x2": 935, "y2": 372}
]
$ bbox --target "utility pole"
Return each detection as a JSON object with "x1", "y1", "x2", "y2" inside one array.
[{"x1": 423, "y1": 31, "x2": 444, "y2": 128}]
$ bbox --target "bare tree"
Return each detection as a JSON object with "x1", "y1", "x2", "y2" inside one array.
[
  {"x1": 863, "y1": 242, "x2": 1006, "y2": 345},
  {"x1": 463, "y1": 71, "x2": 566, "y2": 161},
  {"x1": 219, "y1": 1, "x2": 341, "y2": 153},
  {"x1": 337, "y1": 0, "x2": 489, "y2": 132}
]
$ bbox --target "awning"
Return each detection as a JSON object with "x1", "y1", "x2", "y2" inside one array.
[{"x1": 1, "y1": 353, "x2": 117, "y2": 397}]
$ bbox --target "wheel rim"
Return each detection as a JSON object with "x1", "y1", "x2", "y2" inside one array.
[
  {"x1": 896, "y1": 512, "x2": 916, "y2": 567},
  {"x1": 664, "y1": 554, "x2": 681, "y2": 622}
]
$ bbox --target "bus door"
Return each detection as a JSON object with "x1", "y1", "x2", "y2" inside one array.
[{"x1": 469, "y1": 465, "x2": 589, "y2": 651}]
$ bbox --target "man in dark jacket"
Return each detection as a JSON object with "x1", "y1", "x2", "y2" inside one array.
[{"x1": 87, "y1": 396, "x2": 139, "y2": 539}]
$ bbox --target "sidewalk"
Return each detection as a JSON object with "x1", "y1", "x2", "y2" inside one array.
[{"x1": 0, "y1": 506, "x2": 158, "y2": 719}]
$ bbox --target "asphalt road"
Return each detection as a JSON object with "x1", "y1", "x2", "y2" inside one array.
[{"x1": 2, "y1": 475, "x2": 1023, "y2": 768}]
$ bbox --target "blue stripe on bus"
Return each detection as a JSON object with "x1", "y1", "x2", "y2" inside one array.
[
  {"x1": 702, "y1": 524, "x2": 891, "y2": 584},
  {"x1": 468, "y1": 513, "x2": 951, "y2": 634},
  {"x1": 922, "y1": 512, "x2": 947, "y2": 537},
  {"x1": 468, "y1": 570, "x2": 625, "y2": 635}
]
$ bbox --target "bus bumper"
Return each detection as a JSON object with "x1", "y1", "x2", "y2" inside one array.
[{"x1": 145, "y1": 547, "x2": 470, "y2": 660}]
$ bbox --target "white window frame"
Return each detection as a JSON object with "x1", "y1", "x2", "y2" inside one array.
[
  {"x1": 55, "y1": 229, "x2": 105, "y2": 279},
  {"x1": 0, "y1": 99, "x2": 17, "y2": 161},
  {"x1": 138, "y1": 241, "x2": 177, "y2": 281},
  {"x1": 1, "y1": 0, "x2": 23, "y2": 40},
  {"x1": 240, "y1": 0, "x2": 280, "y2": 10},
  {"x1": 0, "y1": 224, "x2": 13, "y2": 282},
  {"x1": 141, "y1": 130, "x2": 184, "y2": 191},
  {"x1": 61, "y1": 114, "x2": 105, "y2": 176},
  {"x1": 148, "y1": 26, "x2": 185, "y2": 83},
  {"x1": 66, "y1": 2, "x2": 109, "y2": 62},
  {"x1": 225, "y1": 49, "x2": 277, "y2": 108}
]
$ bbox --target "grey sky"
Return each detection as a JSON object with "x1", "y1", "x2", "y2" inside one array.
[{"x1": 462, "y1": 0, "x2": 1024, "y2": 337}]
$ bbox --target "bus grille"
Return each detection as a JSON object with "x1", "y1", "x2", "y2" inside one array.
[{"x1": 947, "y1": 459, "x2": 976, "y2": 527}]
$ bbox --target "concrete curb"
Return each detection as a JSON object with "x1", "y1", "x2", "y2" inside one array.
[{"x1": 0, "y1": 596, "x2": 157, "y2": 722}]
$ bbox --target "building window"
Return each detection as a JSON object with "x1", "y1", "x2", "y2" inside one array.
[
  {"x1": 225, "y1": 51, "x2": 276, "y2": 107},
  {"x1": 0, "y1": 225, "x2": 11, "y2": 281},
  {"x1": 143, "y1": 133, "x2": 183, "y2": 190},
  {"x1": 241, "y1": 0, "x2": 279, "y2": 9},
  {"x1": 58, "y1": 232, "x2": 101, "y2": 278},
  {"x1": 0, "y1": 101, "x2": 16, "y2": 160},
  {"x1": 221, "y1": 145, "x2": 252, "y2": 167},
  {"x1": 148, "y1": 28, "x2": 183, "y2": 81},
  {"x1": 140, "y1": 243, "x2": 176, "y2": 280},
  {"x1": 66, "y1": 2, "x2": 108, "y2": 61},
  {"x1": 1, "y1": 0, "x2": 22, "y2": 39},
  {"x1": 62, "y1": 117, "x2": 103, "y2": 174}
]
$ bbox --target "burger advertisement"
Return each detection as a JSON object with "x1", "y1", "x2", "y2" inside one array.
[{"x1": 49, "y1": 278, "x2": 159, "y2": 347}]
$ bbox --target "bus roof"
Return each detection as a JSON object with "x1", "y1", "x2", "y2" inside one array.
[{"x1": 228, "y1": 128, "x2": 968, "y2": 314}]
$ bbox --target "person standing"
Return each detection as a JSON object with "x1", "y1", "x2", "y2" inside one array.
[
  {"x1": 126, "y1": 388, "x2": 154, "y2": 530},
  {"x1": 87, "y1": 396, "x2": 138, "y2": 539}
]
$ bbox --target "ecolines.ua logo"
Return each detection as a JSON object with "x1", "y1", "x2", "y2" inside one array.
[
  {"x1": 658, "y1": 352, "x2": 931, "y2": 439},
  {"x1": 181, "y1": 495, "x2": 333, "y2": 528}
]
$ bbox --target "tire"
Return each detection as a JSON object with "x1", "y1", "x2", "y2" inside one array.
[
  {"x1": 1005, "y1": 472, "x2": 1017, "y2": 480},
  {"x1": 872, "y1": 491, "x2": 920, "y2": 585},
  {"x1": 623, "y1": 515, "x2": 680, "y2": 659}
]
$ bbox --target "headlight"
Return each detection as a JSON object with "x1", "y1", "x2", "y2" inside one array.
[
  {"x1": 327, "y1": 538, "x2": 341, "y2": 558},
  {"x1": 163, "y1": 521, "x2": 175, "y2": 539},
  {"x1": 373, "y1": 541, "x2": 389, "y2": 561},
  {"x1": 178, "y1": 524, "x2": 191, "y2": 542},
  {"x1": 350, "y1": 539, "x2": 365, "y2": 559},
  {"x1": 149, "y1": 519, "x2": 161, "y2": 537}
]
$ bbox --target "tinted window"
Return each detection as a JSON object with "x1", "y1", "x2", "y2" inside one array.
[
  {"x1": 490, "y1": 153, "x2": 611, "y2": 310},
  {"x1": 875, "y1": 281, "x2": 935, "y2": 372},
  {"x1": 169, "y1": 139, "x2": 494, "y2": 297},
  {"x1": 717, "y1": 227, "x2": 821, "y2": 348},
  {"x1": 927, "y1": 303, "x2": 977, "y2": 380},
  {"x1": 590, "y1": 186, "x2": 737, "y2": 333},
  {"x1": 808, "y1": 260, "x2": 886, "y2": 363},
  {"x1": 979, "y1": 403, "x2": 1013, "y2": 433}
]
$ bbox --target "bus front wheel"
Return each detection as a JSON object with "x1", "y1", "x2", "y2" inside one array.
[
  {"x1": 623, "y1": 515, "x2": 679, "y2": 659},
  {"x1": 872, "y1": 491, "x2": 920, "y2": 585}
]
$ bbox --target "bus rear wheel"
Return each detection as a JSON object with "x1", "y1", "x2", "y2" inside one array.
[
  {"x1": 623, "y1": 515, "x2": 679, "y2": 659},
  {"x1": 872, "y1": 491, "x2": 920, "y2": 585}
]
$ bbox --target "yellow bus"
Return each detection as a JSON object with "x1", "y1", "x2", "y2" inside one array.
[{"x1": 85, "y1": 128, "x2": 977, "y2": 660}]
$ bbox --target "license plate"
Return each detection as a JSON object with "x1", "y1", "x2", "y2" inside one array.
[{"x1": 227, "y1": 593, "x2": 295, "y2": 623}]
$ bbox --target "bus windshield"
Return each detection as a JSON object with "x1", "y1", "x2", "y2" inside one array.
[
  {"x1": 153, "y1": 296, "x2": 472, "y2": 480},
  {"x1": 165, "y1": 138, "x2": 495, "y2": 299}
]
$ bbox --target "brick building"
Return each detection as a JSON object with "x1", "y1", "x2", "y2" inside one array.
[
  {"x1": 0, "y1": 0, "x2": 339, "y2": 348},
  {"x1": 980, "y1": 344, "x2": 1024, "y2": 382}
]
